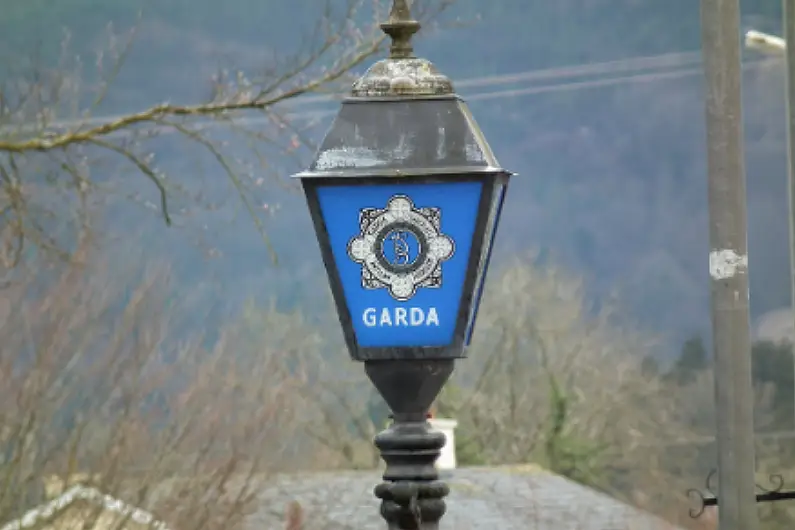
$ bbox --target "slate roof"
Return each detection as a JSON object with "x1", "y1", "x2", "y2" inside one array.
[
  {"x1": 247, "y1": 465, "x2": 685, "y2": 530},
  {"x1": 2, "y1": 466, "x2": 684, "y2": 530}
]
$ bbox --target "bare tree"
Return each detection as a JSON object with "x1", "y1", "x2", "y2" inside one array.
[
  {"x1": 0, "y1": 247, "x2": 320, "y2": 530},
  {"x1": 228, "y1": 297, "x2": 384, "y2": 471},
  {"x1": 225, "y1": 255, "x2": 781, "y2": 528},
  {"x1": 266, "y1": 255, "x2": 692, "y2": 488},
  {"x1": 0, "y1": 0, "x2": 455, "y2": 273},
  {"x1": 430, "y1": 255, "x2": 718, "y2": 527}
]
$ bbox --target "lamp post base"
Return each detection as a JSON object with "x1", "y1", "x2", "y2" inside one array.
[
  {"x1": 364, "y1": 359, "x2": 455, "y2": 530},
  {"x1": 374, "y1": 415, "x2": 450, "y2": 529}
]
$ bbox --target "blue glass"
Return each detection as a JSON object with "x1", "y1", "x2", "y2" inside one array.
[
  {"x1": 465, "y1": 183, "x2": 507, "y2": 345},
  {"x1": 316, "y1": 181, "x2": 483, "y2": 348}
]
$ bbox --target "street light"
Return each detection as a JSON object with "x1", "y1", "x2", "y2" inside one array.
[
  {"x1": 746, "y1": 19, "x2": 795, "y2": 435},
  {"x1": 745, "y1": 29, "x2": 786, "y2": 53},
  {"x1": 293, "y1": 1, "x2": 513, "y2": 528}
]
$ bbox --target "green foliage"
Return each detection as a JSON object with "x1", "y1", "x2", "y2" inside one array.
[
  {"x1": 539, "y1": 365, "x2": 607, "y2": 489},
  {"x1": 667, "y1": 336, "x2": 795, "y2": 429},
  {"x1": 640, "y1": 354, "x2": 660, "y2": 378},
  {"x1": 752, "y1": 340, "x2": 795, "y2": 429},
  {"x1": 435, "y1": 365, "x2": 608, "y2": 484},
  {"x1": 664, "y1": 335, "x2": 708, "y2": 386},
  {"x1": 753, "y1": 340, "x2": 794, "y2": 390}
]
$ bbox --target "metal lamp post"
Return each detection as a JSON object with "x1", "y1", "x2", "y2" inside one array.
[
  {"x1": 746, "y1": 21, "x2": 795, "y2": 435},
  {"x1": 293, "y1": 1, "x2": 513, "y2": 528}
]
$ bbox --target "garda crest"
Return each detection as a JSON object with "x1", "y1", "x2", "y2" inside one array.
[{"x1": 347, "y1": 195, "x2": 455, "y2": 301}]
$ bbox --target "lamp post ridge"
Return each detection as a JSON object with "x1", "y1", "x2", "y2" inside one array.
[{"x1": 293, "y1": 1, "x2": 514, "y2": 527}]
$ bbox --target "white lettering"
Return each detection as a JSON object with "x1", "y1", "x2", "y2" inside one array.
[
  {"x1": 379, "y1": 308, "x2": 393, "y2": 326},
  {"x1": 363, "y1": 308, "x2": 377, "y2": 327},
  {"x1": 395, "y1": 307, "x2": 408, "y2": 326},
  {"x1": 426, "y1": 307, "x2": 439, "y2": 326},
  {"x1": 361, "y1": 307, "x2": 441, "y2": 327},
  {"x1": 410, "y1": 307, "x2": 424, "y2": 326}
]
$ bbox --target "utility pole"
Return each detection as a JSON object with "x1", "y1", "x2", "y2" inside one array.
[
  {"x1": 700, "y1": 0, "x2": 759, "y2": 528},
  {"x1": 783, "y1": 0, "x2": 795, "y2": 434}
]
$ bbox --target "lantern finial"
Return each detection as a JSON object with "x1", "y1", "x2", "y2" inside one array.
[
  {"x1": 351, "y1": 0, "x2": 454, "y2": 97},
  {"x1": 381, "y1": 0, "x2": 420, "y2": 59}
]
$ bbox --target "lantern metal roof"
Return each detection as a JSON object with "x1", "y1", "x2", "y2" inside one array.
[{"x1": 293, "y1": 1, "x2": 508, "y2": 180}]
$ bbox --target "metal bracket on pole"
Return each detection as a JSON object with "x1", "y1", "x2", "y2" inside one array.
[{"x1": 687, "y1": 470, "x2": 795, "y2": 519}]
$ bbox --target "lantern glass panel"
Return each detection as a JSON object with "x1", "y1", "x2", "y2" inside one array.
[
  {"x1": 314, "y1": 178, "x2": 484, "y2": 349},
  {"x1": 464, "y1": 179, "x2": 507, "y2": 345}
]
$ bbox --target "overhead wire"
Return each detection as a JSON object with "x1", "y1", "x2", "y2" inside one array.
[
  {"x1": 465, "y1": 60, "x2": 766, "y2": 103},
  {"x1": 288, "y1": 50, "x2": 708, "y2": 105},
  {"x1": 0, "y1": 50, "x2": 773, "y2": 138},
  {"x1": 277, "y1": 58, "x2": 770, "y2": 127}
]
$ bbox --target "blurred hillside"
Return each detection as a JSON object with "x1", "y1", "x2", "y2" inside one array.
[{"x1": 0, "y1": 0, "x2": 790, "y2": 356}]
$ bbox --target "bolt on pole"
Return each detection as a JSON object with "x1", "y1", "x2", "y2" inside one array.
[{"x1": 699, "y1": 0, "x2": 759, "y2": 528}]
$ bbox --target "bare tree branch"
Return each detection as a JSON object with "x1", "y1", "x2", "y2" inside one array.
[{"x1": 0, "y1": 0, "x2": 468, "y2": 273}]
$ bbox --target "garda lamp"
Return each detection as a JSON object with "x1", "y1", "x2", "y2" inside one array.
[{"x1": 292, "y1": 1, "x2": 514, "y2": 528}]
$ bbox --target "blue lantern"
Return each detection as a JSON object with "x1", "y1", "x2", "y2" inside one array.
[
  {"x1": 294, "y1": 3, "x2": 514, "y2": 528},
  {"x1": 295, "y1": 78, "x2": 512, "y2": 361}
]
